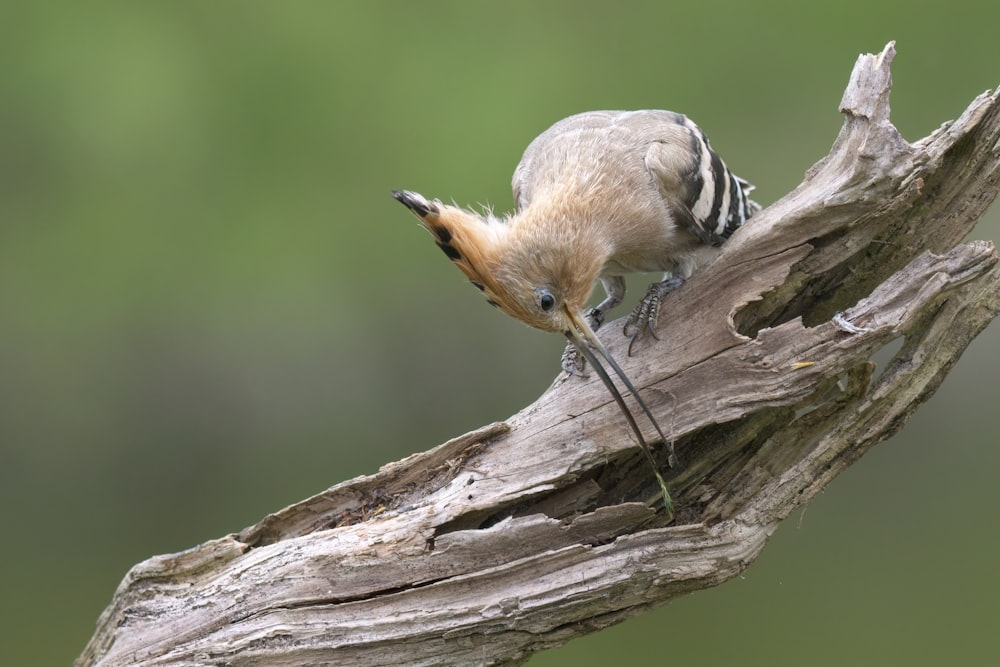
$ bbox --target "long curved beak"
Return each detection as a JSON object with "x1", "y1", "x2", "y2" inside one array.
[{"x1": 562, "y1": 306, "x2": 677, "y2": 513}]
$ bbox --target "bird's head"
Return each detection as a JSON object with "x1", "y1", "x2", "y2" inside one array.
[{"x1": 391, "y1": 189, "x2": 603, "y2": 339}]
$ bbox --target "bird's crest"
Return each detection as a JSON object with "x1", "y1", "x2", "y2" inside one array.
[{"x1": 392, "y1": 189, "x2": 515, "y2": 313}]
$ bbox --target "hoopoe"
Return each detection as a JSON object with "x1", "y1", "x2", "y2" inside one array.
[{"x1": 394, "y1": 110, "x2": 760, "y2": 513}]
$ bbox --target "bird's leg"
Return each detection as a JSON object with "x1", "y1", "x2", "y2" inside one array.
[
  {"x1": 623, "y1": 275, "x2": 685, "y2": 355},
  {"x1": 561, "y1": 276, "x2": 626, "y2": 376}
]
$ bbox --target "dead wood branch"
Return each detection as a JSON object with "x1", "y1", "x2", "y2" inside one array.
[{"x1": 77, "y1": 43, "x2": 1000, "y2": 667}]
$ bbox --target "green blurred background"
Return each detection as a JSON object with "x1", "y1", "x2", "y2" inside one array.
[{"x1": 2, "y1": 2, "x2": 998, "y2": 665}]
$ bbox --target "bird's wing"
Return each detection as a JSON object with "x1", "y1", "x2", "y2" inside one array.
[
  {"x1": 642, "y1": 112, "x2": 756, "y2": 245},
  {"x1": 643, "y1": 125, "x2": 721, "y2": 245},
  {"x1": 513, "y1": 109, "x2": 759, "y2": 242}
]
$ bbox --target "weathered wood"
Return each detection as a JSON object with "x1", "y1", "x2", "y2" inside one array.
[{"x1": 76, "y1": 43, "x2": 1000, "y2": 667}]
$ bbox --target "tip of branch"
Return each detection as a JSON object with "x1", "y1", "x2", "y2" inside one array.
[{"x1": 840, "y1": 41, "x2": 897, "y2": 123}]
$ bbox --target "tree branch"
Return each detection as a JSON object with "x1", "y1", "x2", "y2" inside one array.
[{"x1": 76, "y1": 43, "x2": 1000, "y2": 667}]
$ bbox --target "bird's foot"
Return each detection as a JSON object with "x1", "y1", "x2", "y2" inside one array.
[
  {"x1": 560, "y1": 308, "x2": 604, "y2": 376},
  {"x1": 623, "y1": 276, "x2": 685, "y2": 355}
]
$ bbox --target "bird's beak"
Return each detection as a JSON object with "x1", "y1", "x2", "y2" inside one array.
[{"x1": 562, "y1": 306, "x2": 677, "y2": 511}]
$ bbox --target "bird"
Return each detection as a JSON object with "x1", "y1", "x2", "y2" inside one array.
[{"x1": 393, "y1": 109, "x2": 760, "y2": 513}]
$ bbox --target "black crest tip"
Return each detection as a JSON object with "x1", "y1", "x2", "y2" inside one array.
[{"x1": 392, "y1": 189, "x2": 438, "y2": 217}]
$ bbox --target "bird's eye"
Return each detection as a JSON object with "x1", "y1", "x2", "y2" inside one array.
[{"x1": 538, "y1": 290, "x2": 556, "y2": 312}]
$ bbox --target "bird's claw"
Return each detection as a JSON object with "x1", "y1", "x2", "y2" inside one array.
[
  {"x1": 623, "y1": 277, "x2": 685, "y2": 355},
  {"x1": 560, "y1": 308, "x2": 605, "y2": 376},
  {"x1": 561, "y1": 344, "x2": 586, "y2": 376}
]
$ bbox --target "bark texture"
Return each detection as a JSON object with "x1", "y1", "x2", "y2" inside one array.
[{"x1": 77, "y1": 43, "x2": 1000, "y2": 667}]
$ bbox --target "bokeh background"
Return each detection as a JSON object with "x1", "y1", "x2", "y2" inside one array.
[{"x1": 2, "y1": 2, "x2": 998, "y2": 665}]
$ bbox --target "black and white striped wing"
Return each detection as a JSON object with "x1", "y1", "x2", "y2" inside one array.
[{"x1": 645, "y1": 114, "x2": 759, "y2": 246}]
